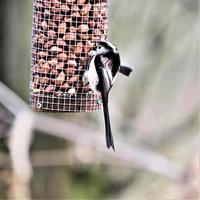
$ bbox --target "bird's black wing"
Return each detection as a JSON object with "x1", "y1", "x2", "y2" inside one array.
[
  {"x1": 95, "y1": 56, "x2": 113, "y2": 97},
  {"x1": 98, "y1": 67, "x2": 112, "y2": 97},
  {"x1": 104, "y1": 51, "x2": 121, "y2": 78}
]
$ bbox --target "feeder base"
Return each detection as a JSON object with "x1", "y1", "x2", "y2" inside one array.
[{"x1": 30, "y1": 93, "x2": 102, "y2": 112}]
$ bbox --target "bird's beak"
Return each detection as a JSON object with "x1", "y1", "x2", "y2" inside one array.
[{"x1": 88, "y1": 50, "x2": 97, "y2": 57}]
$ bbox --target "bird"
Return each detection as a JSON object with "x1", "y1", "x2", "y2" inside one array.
[{"x1": 83, "y1": 40, "x2": 122, "y2": 151}]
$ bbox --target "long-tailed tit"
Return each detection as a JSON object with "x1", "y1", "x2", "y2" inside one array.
[{"x1": 83, "y1": 41, "x2": 122, "y2": 151}]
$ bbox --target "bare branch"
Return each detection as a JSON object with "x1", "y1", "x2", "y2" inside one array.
[
  {"x1": 0, "y1": 81, "x2": 184, "y2": 180},
  {"x1": 34, "y1": 114, "x2": 183, "y2": 180}
]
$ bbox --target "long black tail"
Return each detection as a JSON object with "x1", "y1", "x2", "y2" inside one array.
[
  {"x1": 119, "y1": 65, "x2": 133, "y2": 77},
  {"x1": 103, "y1": 101, "x2": 115, "y2": 151}
]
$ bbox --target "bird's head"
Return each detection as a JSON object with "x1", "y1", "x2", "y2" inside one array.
[{"x1": 95, "y1": 40, "x2": 118, "y2": 55}]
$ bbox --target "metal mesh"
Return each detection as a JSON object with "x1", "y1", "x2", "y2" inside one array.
[{"x1": 30, "y1": 0, "x2": 108, "y2": 112}]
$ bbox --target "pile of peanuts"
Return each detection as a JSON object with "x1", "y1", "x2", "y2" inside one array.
[{"x1": 31, "y1": 0, "x2": 108, "y2": 96}]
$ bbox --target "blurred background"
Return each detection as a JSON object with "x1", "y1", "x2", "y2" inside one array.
[{"x1": 0, "y1": 0, "x2": 199, "y2": 199}]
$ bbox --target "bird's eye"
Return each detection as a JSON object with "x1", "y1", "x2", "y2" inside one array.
[{"x1": 97, "y1": 45, "x2": 101, "y2": 49}]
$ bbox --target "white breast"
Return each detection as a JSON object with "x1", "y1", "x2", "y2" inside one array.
[{"x1": 87, "y1": 57, "x2": 99, "y2": 92}]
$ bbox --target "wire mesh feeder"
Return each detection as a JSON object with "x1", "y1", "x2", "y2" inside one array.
[{"x1": 30, "y1": 0, "x2": 108, "y2": 112}]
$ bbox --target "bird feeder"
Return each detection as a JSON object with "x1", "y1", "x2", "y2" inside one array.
[{"x1": 30, "y1": 0, "x2": 108, "y2": 112}]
